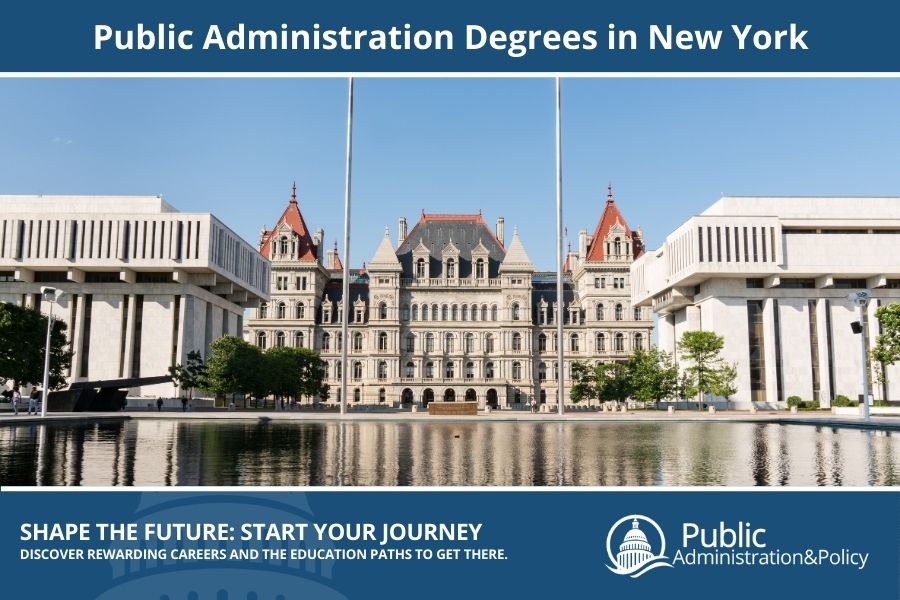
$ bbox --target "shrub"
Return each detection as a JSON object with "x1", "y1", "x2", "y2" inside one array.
[
  {"x1": 874, "y1": 400, "x2": 890, "y2": 407},
  {"x1": 832, "y1": 395, "x2": 857, "y2": 407},
  {"x1": 787, "y1": 396, "x2": 802, "y2": 408},
  {"x1": 799, "y1": 400, "x2": 820, "y2": 410}
]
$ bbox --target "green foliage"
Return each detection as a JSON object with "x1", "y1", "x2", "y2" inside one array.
[
  {"x1": 204, "y1": 336, "x2": 264, "y2": 398},
  {"x1": 677, "y1": 330, "x2": 737, "y2": 407},
  {"x1": 629, "y1": 347, "x2": 678, "y2": 405},
  {"x1": 168, "y1": 350, "x2": 207, "y2": 400},
  {"x1": 787, "y1": 395, "x2": 803, "y2": 408},
  {"x1": 570, "y1": 361, "x2": 599, "y2": 404},
  {"x1": 597, "y1": 362, "x2": 632, "y2": 404},
  {"x1": 873, "y1": 303, "x2": 900, "y2": 383},
  {"x1": 873, "y1": 400, "x2": 891, "y2": 407},
  {"x1": 832, "y1": 394, "x2": 857, "y2": 407},
  {"x1": 0, "y1": 302, "x2": 72, "y2": 389}
]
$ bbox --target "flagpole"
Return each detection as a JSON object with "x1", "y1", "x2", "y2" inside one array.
[
  {"x1": 555, "y1": 76, "x2": 565, "y2": 417},
  {"x1": 340, "y1": 76, "x2": 354, "y2": 416}
]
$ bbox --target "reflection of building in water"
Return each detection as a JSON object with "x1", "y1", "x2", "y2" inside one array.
[
  {"x1": 616, "y1": 520, "x2": 654, "y2": 569},
  {"x1": 245, "y1": 184, "x2": 651, "y2": 407}
]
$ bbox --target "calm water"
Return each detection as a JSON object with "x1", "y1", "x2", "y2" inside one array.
[{"x1": 0, "y1": 419, "x2": 897, "y2": 486}]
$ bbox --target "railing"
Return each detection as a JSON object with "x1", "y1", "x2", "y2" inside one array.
[{"x1": 400, "y1": 277, "x2": 502, "y2": 288}]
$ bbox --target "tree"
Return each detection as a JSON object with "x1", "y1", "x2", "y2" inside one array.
[
  {"x1": 570, "y1": 361, "x2": 599, "y2": 404},
  {"x1": 168, "y1": 350, "x2": 206, "y2": 401},
  {"x1": 628, "y1": 347, "x2": 678, "y2": 408},
  {"x1": 677, "y1": 330, "x2": 736, "y2": 410},
  {"x1": 597, "y1": 362, "x2": 633, "y2": 406},
  {"x1": 204, "y1": 336, "x2": 264, "y2": 403},
  {"x1": 0, "y1": 302, "x2": 72, "y2": 390},
  {"x1": 873, "y1": 303, "x2": 900, "y2": 383},
  {"x1": 296, "y1": 347, "x2": 328, "y2": 403}
]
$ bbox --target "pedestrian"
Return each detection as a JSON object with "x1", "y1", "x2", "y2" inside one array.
[
  {"x1": 28, "y1": 390, "x2": 38, "y2": 415},
  {"x1": 156, "y1": 398, "x2": 163, "y2": 412},
  {"x1": 181, "y1": 397, "x2": 188, "y2": 412},
  {"x1": 11, "y1": 387, "x2": 20, "y2": 416},
  {"x1": 530, "y1": 398, "x2": 537, "y2": 414}
]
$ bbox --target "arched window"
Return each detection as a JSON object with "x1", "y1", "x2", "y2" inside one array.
[
  {"x1": 553, "y1": 362, "x2": 559, "y2": 380},
  {"x1": 634, "y1": 333, "x2": 644, "y2": 351},
  {"x1": 258, "y1": 303, "x2": 268, "y2": 319},
  {"x1": 444, "y1": 333, "x2": 455, "y2": 353},
  {"x1": 570, "y1": 333, "x2": 579, "y2": 352},
  {"x1": 353, "y1": 332, "x2": 363, "y2": 352},
  {"x1": 481, "y1": 305, "x2": 488, "y2": 321},
  {"x1": 425, "y1": 333, "x2": 435, "y2": 353},
  {"x1": 379, "y1": 388, "x2": 386, "y2": 403},
  {"x1": 485, "y1": 334, "x2": 495, "y2": 353},
  {"x1": 432, "y1": 304, "x2": 439, "y2": 321},
  {"x1": 421, "y1": 304, "x2": 428, "y2": 321},
  {"x1": 614, "y1": 237, "x2": 621, "y2": 256},
  {"x1": 425, "y1": 361, "x2": 434, "y2": 379},
  {"x1": 633, "y1": 307, "x2": 641, "y2": 321},
  {"x1": 475, "y1": 258, "x2": 485, "y2": 279},
  {"x1": 401, "y1": 304, "x2": 410, "y2": 320},
  {"x1": 321, "y1": 332, "x2": 331, "y2": 351},
  {"x1": 406, "y1": 333, "x2": 415, "y2": 352},
  {"x1": 511, "y1": 302, "x2": 520, "y2": 320},
  {"x1": 512, "y1": 361, "x2": 522, "y2": 380},
  {"x1": 538, "y1": 362, "x2": 547, "y2": 381},
  {"x1": 294, "y1": 331, "x2": 304, "y2": 348},
  {"x1": 451, "y1": 304, "x2": 458, "y2": 320},
  {"x1": 461, "y1": 305, "x2": 468, "y2": 321},
  {"x1": 445, "y1": 361, "x2": 455, "y2": 378},
  {"x1": 465, "y1": 333, "x2": 475, "y2": 353},
  {"x1": 441, "y1": 304, "x2": 449, "y2": 321},
  {"x1": 379, "y1": 302, "x2": 388, "y2": 320},
  {"x1": 470, "y1": 304, "x2": 478, "y2": 321},
  {"x1": 353, "y1": 387, "x2": 360, "y2": 402},
  {"x1": 256, "y1": 331, "x2": 267, "y2": 349},
  {"x1": 378, "y1": 331, "x2": 388, "y2": 351},
  {"x1": 279, "y1": 236, "x2": 289, "y2": 255},
  {"x1": 614, "y1": 333, "x2": 625, "y2": 352},
  {"x1": 412, "y1": 305, "x2": 419, "y2": 321},
  {"x1": 416, "y1": 258, "x2": 426, "y2": 278},
  {"x1": 596, "y1": 333, "x2": 606, "y2": 352},
  {"x1": 491, "y1": 305, "x2": 498, "y2": 321},
  {"x1": 353, "y1": 361, "x2": 363, "y2": 380},
  {"x1": 446, "y1": 258, "x2": 456, "y2": 278},
  {"x1": 277, "y1": 302, "x2": 286, "y2": 319},
  {"x1": 296, "y1": 302, "x2": 305, "y2": 319},
  {"x1": 485, "y1": 362, "x2": 495, "y2": 379},
  {"x1": 405, "y1": 362, "x2": 415, "y2": 378},
  {"x1": 615, "y1": 303, "x2": 624, "y2": 321},
  {"x1": 538, "y1": 333, "x2": 547, "y2": 352},
  {"x1": 596, "y1": 303, "x2": 604, "y2": 321},
  {"x1": 377, "y1": 361, "x2": 388, "y2": 380},
  {"x1": 336, "y1": 332, "x2": 343, "y2": 351},
  {"x1": 335, "y1": 361, "x2": 342, "y2": 380},
  {"x1": 324, "y1": 362, "x2": 330, "y2": 379},
  {"x1": 512, "y1": 333, "x2": 522, "y2": 351},
  {"x1": 465, "y1": 361, "x2": 475, "y2": 379}
]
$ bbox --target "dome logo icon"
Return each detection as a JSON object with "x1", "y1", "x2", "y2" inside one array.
[{"x1": 606, "y1": 514, "x2": 674, "y2": 578}]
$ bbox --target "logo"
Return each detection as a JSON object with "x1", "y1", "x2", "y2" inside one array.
[{"x1": 606, "y1": 514, "x2": 674, "y2": 578}]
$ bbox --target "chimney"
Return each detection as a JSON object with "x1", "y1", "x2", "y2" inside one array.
[
  {"x1": 578, "y1": 228, "x2": 588, "y2": 259},
  {"x1": 398, "y1": 216, "x2": 407, "y2": 244},
  {"x1": 313, "y1": 227, "x2": 324, "y2": 264},
  {"x1": 496, "y1": 217, "x2": 505, "y2": 248}
]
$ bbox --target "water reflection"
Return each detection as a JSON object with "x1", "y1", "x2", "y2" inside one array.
[{"x1": 0, "y1": 420, "x2": 897, "y2": 487}]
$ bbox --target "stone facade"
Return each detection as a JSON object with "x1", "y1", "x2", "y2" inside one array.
[{"x1": 245, "y1": 184, "x2": 651, "y2": 408}]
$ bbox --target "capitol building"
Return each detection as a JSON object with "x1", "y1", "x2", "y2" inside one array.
[{"x1": 244, "y1": 184, "x2": 652, "y2": 408}]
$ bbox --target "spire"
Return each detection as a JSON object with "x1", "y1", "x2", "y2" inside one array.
[
  {"x1": 290, "y1": 181, "x2": 298, "y2": 204},
  {"x1": 499, "y1": 227, "x2": 534, "y2": 273},
  {"x1": 368, "y1": 229, "x2": 402, "y2": 272},
  {"x1": 607, "y1": 181, "x2": 614, "y2": 204}
]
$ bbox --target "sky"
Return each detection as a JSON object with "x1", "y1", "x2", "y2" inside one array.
[{"x1": 1, "y1": 77, "x2": 899, "y2": 270}]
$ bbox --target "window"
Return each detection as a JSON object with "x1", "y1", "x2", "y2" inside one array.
[
  {"x1": 294, "y1": 332, "x2": 304, "y2": 348},
  {"x1": 491, "y1": 305, "x2": 498, "y2": 321},
  {"x1": 353, "y1": 332, "x2": 363, "y2": 352},
  {"x1": 353, "y1": 388, "x2": 360, "y2": 402},
  {"x1": 271, "y1": 331, "x2": 283, "y2": 349},
  {"x1": 633, "y1": 307, "x2": 641, "y2": 321},
  {"x1": 481, "y1": 305, "x2": 488, "y2": 321},
  {"x1": 569, "y1": 334, "x2": 579, "y2": 352},
  {"x1": 401, "y1": 304, "x2": 409, "y2": 320},
  {"x1": 445, "y1": 361, "x2": 455, "y2": 378},
  {"x1": 596, "y1": 333, "x2": 606, "y2": 352},
  {"x1": 412, "y1": 305, "x2": 419, "y2": 320},
  {"x1": 322, "y1": 332, "x2": 331, "y2": 351},
  {"x1": 353, "y1": 361, "x2": 363, "y2": 380},
  {"x1": 256, "y1": 331, "x2": 267, "y2": 349},
  {"x1": 425, "y1": 333, "x2": 435, "y2": 353},
  {"x1": 538, "y1": 333, "x2": 547, "y2": 352},
  {"x1": 451, "y1": 304, "x2": 458, "y2": 320},
  {"x1": 378, "y1": 331, "x2": 388, "y2": 351},
  {"x1": 465, "y1": 361, "x2": 475, "y2": 379},
  {"x1": 614, "y1": 333, "x2": 624, "y2": 352},
  {"x1": 470, "y1": 304, "x2": 478, "y2": 321},
  {"x1": 432, "y1": 305, "x2": 439, "y2": 320},
  {"x1": 485, "y1": 334, "x2": 494, "y2": 353},
  {"x1": 485, "y1": 362, "x2": 494, "y2": 379},
  {"x1": 336, "y1": 332, "x2": 343, "y2": 351},
  {"x1": 258, "y1": 303, "x2": 268, "y2": 319},
  {"x1": 442, "y1": 305, "x2": 449, "y2": 320},
  {"x1": 512, "y1": 332, "x2": 522, "y2": 351},
  {"x1": 279, "y1": 237, "x2": 289, "y2": 255},
  {"x1": 615, "y1": 304, "x2": 624, "y2": 321},
  {"x1": 596, "y1": 304, "x2": 604, "y2": 320},
  {"x1": 634, "y1": 333, "x2": 643, "y2": 350},
  {"x1": 405, "y1": 362, "x2": 415, "y2": 378},
  {"x1": 511, "y1": 302, "x2": 520, "y2": 320},
  {"x1": 378, "y1": 361, "x2": 388, "y2": 380},
  {"x1": 446, "y1": 258, "x2": 456, "y2": 278},
  {"x1": 296, "y1": 302, "x2": 305, "y2": 319},
  {"x1": 594, "y1": 277, "x2": 602, "y2": 288},
  {"x1": 465, "y1": 333, "x2": 475, "y2": 353},
  {"x1": 277, "y1": 302, "x2": 286, "y2": 319},
  {"x1": 445, "y1": 333, "x2": 455, "y2": 352},
  {"x1": 461, "y1": 305, "x2": 468, "y2": 321},
  {"x1": 538, "y1": 362, "x2": 547, "y2": 381},
  {"x1": 425, "y1": 361, "x2": 434, "y2": 379},
  {"x1": 379, "y1": 388, "x2": 386, "y2": 403},
  {"x1": 335, "y1": 362, "x2": 342, "y2": 380},
  {"x1": 747, "y1": 300, "x2": 767, "y2": 403},
  {"x1": 406, "y1": 333, "x2": 415, "y2": 352},
  {"x1": 379, "y1": 302, "x2": 388, "y2": 320},
  {"x1": 512, "y1": 362, "x2": 522, "y2": 380},
  {"x1": 354, "y1": 307, "x2": 363, "y2": 323},
  {"x1": 421, "y1": 304, "x2": 428, "y2": 321},
  {"x1": 475, "y1": 258, "x2": 485, "y2": 279},
  {"x1": 416, "y1": 258, "x2": 426, "y2": 278}
]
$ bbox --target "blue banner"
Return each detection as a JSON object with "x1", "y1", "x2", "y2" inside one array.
[
  {"x1": 2, "y1": 490, "x2": 897, "y2": 599},
  {"x1": 1, "y1": 0, "x2": 899, "y2": 72}
]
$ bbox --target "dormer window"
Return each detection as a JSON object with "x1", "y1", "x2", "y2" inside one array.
[
  {"x1": 416, "y1": 258, "x2": 426, "y2": 278},
  {"x1": 279, "y1": 236, "x2": 289, "y2": 256},
  {"x1": 614, "y1": 237, "x2": 621, "y2": 256},
  {"x1": 475, "y1": 258, "x2": 485, "y2": 279},
  {"x1": 446, "y1": 258, "x2": 456, "y2": 278}
]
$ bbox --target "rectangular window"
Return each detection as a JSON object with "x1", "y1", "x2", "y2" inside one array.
[
  {"x1": 777, "y1": 278, "x2": 815, "y2": 289},
  {"x1": 707, "y1": 227, "x2": 713, "y2": 262},
  {"x1": 725, "y1": 227, "x2": 731, "y2": 262},
  {"x1": 747, "y1": 300, "x2": 766, "y2": 404},
  {"x1": 825, "y1": 300, "x2": 835, "y2": 401},
  {"x1": 773, "y1": 299, "x2": 783, "y2": 404},
  {"x1": 119, "y1": 296, "x2": 130, "y2": 378},
  {"x1": 745, "y1": 278, "x2": 763, "y2": 289},
  {"x1": 132, "y1": 295, "x2": 144, "y2": 378},
  {"x1": 715, "y1": 227, "x2": 721, "y2": 262},
  {"x1": 698, "y1": 226, "x2": 703, "y2": 262},
  {"x1": 760, "y1": 227, "x2": 767, "y2": 262},
  {"x1": 752, "y1": 227, "x2": 758, "y2": 262},
  {"x1": 808, "y1": 300, "x2": 821, "y2": 403},
  {"x1": 743, "y1": 227, "x2": 749, "y2": 262},
  {"x1": 78, "y1": 295, "x2": 93, "y2": 378},
  {"x1": 734, "y1": 226, "x2": 740, "y2": 262}
]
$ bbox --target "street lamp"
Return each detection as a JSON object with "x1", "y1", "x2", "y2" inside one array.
[
  {"x1": 40, "y1": 286, "x2": 65, "y2": 418},
  {"x1": 848, "y1": 289, "x2": 871, "y2": 421}
]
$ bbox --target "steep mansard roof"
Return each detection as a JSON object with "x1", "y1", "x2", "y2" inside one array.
[
  {"x1": 585, "y1": 184, "x2": 644, "y2": 262},
  {"x1": 395, "y1": 212, "x2": 506, "y2": 278},
  {"x1": 258, "y1": 183, "x2": 318, "y2": 261}
]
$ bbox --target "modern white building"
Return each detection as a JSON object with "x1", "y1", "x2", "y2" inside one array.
[
  {"x1": 0, "y1": 195, "x2": 269, "y2": 397},
  {"x1": 631, "y1": 196, "x2": 900, "y2": 408}
]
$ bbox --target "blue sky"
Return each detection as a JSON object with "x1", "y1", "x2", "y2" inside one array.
[{"x1": 1, "y1": 78, "x2": 899, "y2": 270}]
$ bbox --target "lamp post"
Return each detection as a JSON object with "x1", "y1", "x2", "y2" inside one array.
[
  {"x1": 848, "y1": 289, "x2": 871, "y2": 421},
  {"x1": 40, "y1": 286, "x2": 65, "y2": 418}
]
